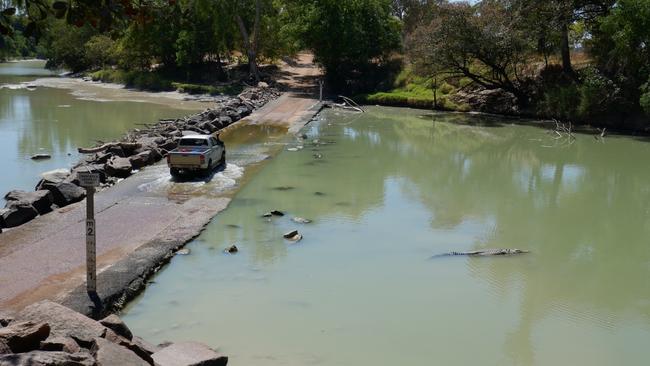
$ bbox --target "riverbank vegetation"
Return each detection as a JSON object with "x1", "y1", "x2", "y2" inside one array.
[{"x1": 1, "y1": 0, "x2": 649, "y2": 130}]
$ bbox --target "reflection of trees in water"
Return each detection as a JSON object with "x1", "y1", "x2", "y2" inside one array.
[
  {"x1": 384, "y1": 110, "x2": 650, "y2": 364},
  {"x1": 0, "y1": 87, "x2": 189, "y2": 156},
  {"x1": 205, "y1": 105, "x2": 649, "y2": 356}
]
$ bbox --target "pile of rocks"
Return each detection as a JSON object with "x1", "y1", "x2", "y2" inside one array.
[
  {"x1": 0, "y1": 300, "x2": 227, "y2": 366},
  {"x1": 0, "y1": 86, "x2": 280, "y2": 233}
]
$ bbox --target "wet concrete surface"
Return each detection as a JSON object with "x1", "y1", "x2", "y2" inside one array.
[
  {"x1": 0, "y1": 52, "x2": 322, "y2": 316},
  {"x1": 0, "y1": 98, "x2": 321, "y2": 317}
]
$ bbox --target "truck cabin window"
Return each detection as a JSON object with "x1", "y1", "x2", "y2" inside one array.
[{"x1": 180, "y1": 138, "x2": 208, "y2": 147}]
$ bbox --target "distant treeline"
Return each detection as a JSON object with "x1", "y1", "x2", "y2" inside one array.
[{"x1": 1, "y1": 1, "x2": 649, "y2": 128}]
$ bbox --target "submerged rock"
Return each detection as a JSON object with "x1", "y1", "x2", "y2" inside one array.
[
  {"x1": 283, "y1": 230, "x2": 303, "y2": 242},
  {"x1": 176, "y1": 248, "x2": 191, "y2": 255},
  {"x1": 262, "y1": 210, "x2": 284, "y2": 218},
  {"x1": 30, "y1": 154, "x2": 51, "y2": 160},
  {"x1": 291, "y1": 217, "x2": 312, "y2": 224},
  {"x1": 272, "y1": 186, "x2": 294, "y2": 191},
  {"x1": 152, "y1": 342, "x2": 228, "y2": 366}
]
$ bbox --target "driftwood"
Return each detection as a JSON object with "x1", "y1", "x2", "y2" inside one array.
[
  {"x1": 78, "y1": 142, "x2": 141, "y2": 154},
  {"x1": 338, "y1": 95, "x2": 365, "y2": 112}
]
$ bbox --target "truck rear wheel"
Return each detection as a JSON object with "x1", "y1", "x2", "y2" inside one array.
[
  {"x1": 170, "y1": 168, "x2": 181, "y2": 177},
  {"x1": 204, "y1": 159, "x2": 213, "y2": 175}
]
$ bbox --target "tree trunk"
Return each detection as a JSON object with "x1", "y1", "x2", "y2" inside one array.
[
  {"x1": 235, "y1": 0, "x2": 261, "y2": 83},
  {"x1": 560, "y1": 22, "x2": 572, "y2": 74}
]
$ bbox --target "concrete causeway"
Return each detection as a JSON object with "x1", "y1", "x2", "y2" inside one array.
[{"x1": 0, "y1": 53, "x2": 322, "y2": 316}]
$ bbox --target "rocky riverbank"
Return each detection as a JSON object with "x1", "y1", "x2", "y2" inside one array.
[
  {"x1": 0, "y1": 86, "x2": 281, "y2": 233},
  {"x1": 0, "y1": 300, "x2": 227, "y2": 365}
]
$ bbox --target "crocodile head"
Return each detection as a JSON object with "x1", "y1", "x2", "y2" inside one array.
[{"x1": 510, "y1": 249, "x2": 530, "y2": 254}]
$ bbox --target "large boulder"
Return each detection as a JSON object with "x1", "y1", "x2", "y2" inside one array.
[
  {"x1": 152, "y1": 342, "x2": 228, "y2": 366},
  {"x1": 131, "y1": 336, "x2": 160, "y2": 356},
  {"x1": 45, "y1": 182, "x2": 86, "y2": 207},
  {"x1": 0, "y1": 351, "x2": 95, "y2": 366},
  {"x1": 40, "y1": 336, "x2": 81, "y2": 353},
  {"x1": 4, "y1": 190, "x2": 54, "y2": 215},
  {"x1": 91, "y1": 337, "x2": 150, "y2": 366},
  {"x1": 105, "y1": 157, "x2": 133, "y2": 178},
  {"x1": 35, "y1": 169, "x2": 70, "y2": 191},
  {"x1": 107, "y1": 145, "x2": 126, "y2": 158},
  {"x1": 13, "y1": 301, "x2": 108, "y2": 347},
  {"x1": 99, "y1": 315, "x2": 133, "y2": 341},
  {"x1": 102, "y1": 329, "x2": 154, "y2": 364},
  {"x1": 236, "y1": 106, "x2": 251, "y2": 118},
  {"x1": 217, "y1": 116, "x2": 232, "y2": 126},
  {"x1": 0, "y1": 205, "x2": 38, "y2": 228},
  {"x1": 159, "y1": 140, "x2": 178, "y2": 152},
  {"x1": 198, "y1": 121, "x2": 217, "y2": 133},
  {"x1": 0, "y1": 321, "x2": 50, "y2": 353},
  {"x1": 0, "y1": 340, "x2": 9, "y2": 354},
  {"x1": 129, "y1": 151, "x2": 153, "y2": 170}
]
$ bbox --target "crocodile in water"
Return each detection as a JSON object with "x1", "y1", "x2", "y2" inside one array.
[{"x1": 431, "y1": 248, "x2": 529, "y2": 258}]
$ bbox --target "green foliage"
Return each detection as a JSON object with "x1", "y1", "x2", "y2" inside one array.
[
  {"x1": 171, "y1": 82, "x2": 244, "y2": 95},
  {"x1": 287, "y1": 0, "x2": 402, "y2": 92},
  {"x1": 589, "y1": 0, "x2": 650, "y2": 117},
  {"x1": 576, "y1": 67, "x2": 619, "y2": 119},
  {"x1": 407, "y1": 1, "x2": 530, "y2": 97},
  {"x1": 0, "y1": 15, "x2": 40, "y2": 60},
  {"x1": 538, "y1": 83, "x2": 581, "y2": 120},
  {"x1": 42, "y1": 21, "x2": 96, "y2": 72},
  {"x1": 359, "y1": 66, "x2": 466, "y2": 111},
  {"x1": 89, "y1": 69, "x2": 173, "y2": 91},
  {"x1": 84, "y1": 35, "x2": 117, "y2": 69},
  {"x1": 640, "y1": 81, "x2": 650, "y2": 115}
]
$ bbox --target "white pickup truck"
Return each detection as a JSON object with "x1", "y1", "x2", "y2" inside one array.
[{"x1": 166, "y1": 135, "x2": 225, "y2": 176}]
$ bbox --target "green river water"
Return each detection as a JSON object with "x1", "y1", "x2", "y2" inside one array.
[
  {"x1": 0, "y1": 60, "x2": 202, "y2": 196},
  {"x1": 119, "y1": 107, "x2": 650, "y2": 365},
  {"x1": 2, "y1": 60, "x2": 649, "y2": 366}
]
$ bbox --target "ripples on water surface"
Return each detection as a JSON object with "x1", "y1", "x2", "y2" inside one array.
[{"x1": 121, "y1": 106, "x2": 650, "y2": 365}]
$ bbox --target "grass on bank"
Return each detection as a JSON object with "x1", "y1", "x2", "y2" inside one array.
[
  {"x1": 89, "y1": 69, "x2": 244, "y2": 95},
  {"x1": 356, "y1": 67, "x2": 470, "y2": 111}
]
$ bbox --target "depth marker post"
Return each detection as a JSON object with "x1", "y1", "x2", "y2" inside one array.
[{"x1": 78, "y1": 171, "x2": 100, "y2": 294}]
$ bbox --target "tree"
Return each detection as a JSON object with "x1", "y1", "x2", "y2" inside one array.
[
  {"x1": 589, "y1": 0, "x2": 650, "y2": 115},
  {"x1": 233, "y1": 0, "x2": 262, "y2": 82},
  {"x1": 407, "y1": 1, "x2": 530, "y2": 99},
  {"x1": 511, "y1": 0, "x2": 614, "y2": 74},
  {"x1": 287, "y1": 0, "x2": 402, "y2": 91}
]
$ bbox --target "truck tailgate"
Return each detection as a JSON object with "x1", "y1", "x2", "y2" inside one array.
[
  {"x1": 169, "y1": 154, "x2": 201, "y2": 165},
  {"x1": 169, "y1": 148, "x2": 208, "y2": 166}
]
